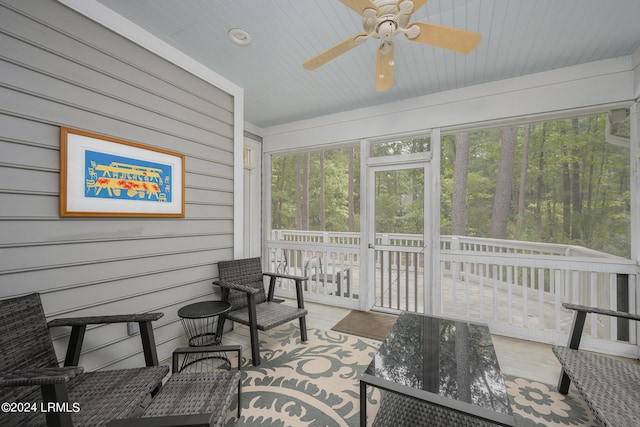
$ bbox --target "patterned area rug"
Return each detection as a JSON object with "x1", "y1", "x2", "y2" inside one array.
[
  {"x1": 504, "y1": 376, "x2": 596, "y2": 426},
  {"x1": 224, "y1": 324, "x2": 597, "y2": 426}
]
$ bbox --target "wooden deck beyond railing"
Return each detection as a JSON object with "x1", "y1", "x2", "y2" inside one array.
[{"x1": 266, "y1": 230, "x2": 640, "y2": 358}]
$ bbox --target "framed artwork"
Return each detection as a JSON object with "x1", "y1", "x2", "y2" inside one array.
[{"x1": 60, "y1": 127, "x2": 185, "y2": 217}]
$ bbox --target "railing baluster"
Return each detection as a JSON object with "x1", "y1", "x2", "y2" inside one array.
[
  {"x1": 554, "y1": 269, "x2": 562, "y2": 331},
  {"x1": 495, "y1": 264, "x2": 501, "y2": 322},
  {"x1": 590, "y1": 272, "x2": 598, "y2": 337},
  {"x1": 377, "y1": 250, "x2": 382, "y2": 308},
  {"x1": 396, "y1": 251, "x2": 400, "y2": 310},
  {"x1": 386, "y1": 251, "x2": 391, "y2": 308},
  {"x1": 538, "y1": 268, "x2": 544, "y2": 329},
  {"x1": 404, "y1": 252, "x2": 408, "y2": 311},
  {"x1": 507, "y1": 265, "x2": 513, "y2": 325},
  {"x1": 414, "y1": 252, "x2": 418, "y2": 313},
  {"x1": 609, "y1": 274, "x2": 617, "y2": 341},
  {"x1": 522, "y1": 267, "x2": 528, "y2": 328},
  {"x1": 465, "y1": 261, "x2": 470, "y2": 318},
  {"x1": 479, "y1": 263, "x2": 484, "y2": 320},
  {"x1": 452, "y1": 260, "x2": 458, "y2": 313}
]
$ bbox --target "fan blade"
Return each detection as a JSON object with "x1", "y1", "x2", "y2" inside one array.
[
  {"x1": 376, "y1": 42, "x2": 395, "y2": 92},
  {"x1": 340, "y1": 0, "x2": 379, "y2": 16},
  {"x1": 398, "y1": 0, "x2": 429, "y2": 13},
  {"x1": 406, "y1": 22, "x2": 481, "y2": 54},
  {"x1": 304, "y1": 33, "x2": 368, "y2": 70}
]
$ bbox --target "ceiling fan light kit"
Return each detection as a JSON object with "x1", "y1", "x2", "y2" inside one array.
[{"x1": 303, "y1": 0, "x2": 481, "y2": 92}]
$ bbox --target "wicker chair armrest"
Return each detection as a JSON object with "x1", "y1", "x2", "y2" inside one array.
[
  {"x1": 0, "y1": 366, "x2": 83, "y2": 387},
  {"x1": 562, "y1": 303, "x2": 640, "y2": 321},
  {"x1": 263, "y1": 272, "x2": 308, "y2": 306},
  {"x1": 48, "y1": 313, "x2": 163, "y2": 368},
  {"x1": 47, "y1": 312, "x2": 163, "y2": 328},
  {"x1": 263, "y1": 272, "x2": 309, "y2": 282},
  {"x1": 213, "y1": 280, "x2": 260, "y2": 294}
]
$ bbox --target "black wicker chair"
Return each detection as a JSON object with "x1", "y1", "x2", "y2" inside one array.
[
  {"x1": 213, "y1": 257, "x2": 308, "y2": 366},
  {"x1": 553, "y1": 303, "x2": 640, "y2": 427},
  {"x1": 0, "y1": 293, "x2": 169, "y2": 427}
]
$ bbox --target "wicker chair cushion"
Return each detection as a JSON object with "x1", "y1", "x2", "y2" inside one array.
[
  {"x1": 142, "y1": 370, "x2": 241, "y2": 427},
  {"x1": 0, "y1": 366, "x2": 169, "y2": 426},
  {"x1": 552, "y1": 345, "x2": 640, "y2": 427},
  {"x1": 227, "y1": 302, "x2": 308, "y2": 330},
  {"x1": 218, "y1": 257, "x2": 267, "y2": 310}
]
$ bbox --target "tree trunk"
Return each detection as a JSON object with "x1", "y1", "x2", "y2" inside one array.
[
  {"x1": 319, "y1": 152, "x2": 326, "y2": 230},
  {"x1": 562, "y1": 145, "x2": 571, "y2": 238},
  {"x1": 348, "y1": 147, "x2": 355, "y2": 232},
  {"x1": 452, "y1": 132, "x2": 470, "y2": 235},
  {"x1": 571, "y1": 118, "x2": 582, "y2": 239},
  {"x1": 517, "y1": 124, "x2": 531, "y2": 234},
  {"x1": 535, "y1": 125, "x2": 546, "y2": 239},
  {"x1": 491, "y1": 126, "x2": 517, "y2": 239},
  {"x1": 300, "y1": 153, "x2": 310, "y2": 230},
  {"x1": 272, "y1": 158, "x2": 283, "y2": 229}
]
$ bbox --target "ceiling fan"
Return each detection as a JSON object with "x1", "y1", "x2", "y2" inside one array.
[{"x1": 303, "y1": 0, "x2": 481, "y2": 92}]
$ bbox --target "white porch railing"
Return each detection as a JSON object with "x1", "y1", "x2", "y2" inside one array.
[{"x1": 267, "y1": 230, "x2": 640, "y2": 358}]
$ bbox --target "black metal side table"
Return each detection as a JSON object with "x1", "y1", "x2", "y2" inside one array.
[{"x1": 177, "y1": 300, "x2": 232, "y2": 371}]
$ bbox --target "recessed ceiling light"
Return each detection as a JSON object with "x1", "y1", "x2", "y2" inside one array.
[{"x1": 228, "y1": 28, "x2": 251, "y2": 46}]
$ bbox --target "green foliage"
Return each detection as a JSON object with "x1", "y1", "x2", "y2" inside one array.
[
  {"x1": 271, "y1": 147, "x2": 360, "y2": 232},
  {"x1": 374, "y1": 168, "x2": 424, "y2": 234},
  {"x1": 440, "y1": 113, "x2": 631, "y2": 258},
  {"x1": 270, "y1": 114, "x2": 630, "y2": 258}
]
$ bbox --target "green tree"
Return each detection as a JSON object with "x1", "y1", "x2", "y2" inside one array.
[{"x1": 440, "y1": 113, "x2": 630, "y2": 258}]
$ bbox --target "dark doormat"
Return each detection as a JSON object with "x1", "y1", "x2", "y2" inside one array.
[{"x1": 331, "y1": 310, "x2": 397, "y2": 341}]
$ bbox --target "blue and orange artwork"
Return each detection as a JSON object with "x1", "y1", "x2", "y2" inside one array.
[{"x1": 85, "y1": 150, "x2": 172, "y2": 202}]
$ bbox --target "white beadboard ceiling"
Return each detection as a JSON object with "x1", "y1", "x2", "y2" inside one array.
[{"x1": 93, "y1": 0, "x2": 640, "y2": 128}]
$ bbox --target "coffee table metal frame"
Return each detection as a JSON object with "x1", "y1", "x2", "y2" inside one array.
[{"x1": 177, "y1": 300, "x2": 232, "y2": 371}]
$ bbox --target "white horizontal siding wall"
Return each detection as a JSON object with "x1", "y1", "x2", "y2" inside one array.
[{"x1": 0, "y1": 0, "x2": 235, "y2": 370}]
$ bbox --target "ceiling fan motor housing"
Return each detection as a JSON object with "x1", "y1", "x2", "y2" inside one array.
[
  {"x1": 364, "y1": 0, "x2": 415, "y2": 40},
  {"x1": 377, "y1": 17, "x2": 397, "y2": 40}
]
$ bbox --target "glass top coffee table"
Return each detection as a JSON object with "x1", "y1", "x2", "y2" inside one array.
[{"x1": 360, "y1": 312, "x2": 515, "y2": 426}]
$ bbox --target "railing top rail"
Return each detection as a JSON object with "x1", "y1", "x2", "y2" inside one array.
[
  {"x1": 441, "y1": 235, "x2": 624, "y2": 259},
  {"x1": 442, "y1": 250, "x2": 639, "y2": 273},
  {"x1": 266, "y1": 240, "x2": 360, "y2": 253},
  {"x1": 271, "y1": 230, "x2": 629, "y2": 261}
]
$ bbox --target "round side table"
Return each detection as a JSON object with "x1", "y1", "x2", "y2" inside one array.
[{"x1": 177, "y1": 300, "x2": 231, "y2": 371}]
